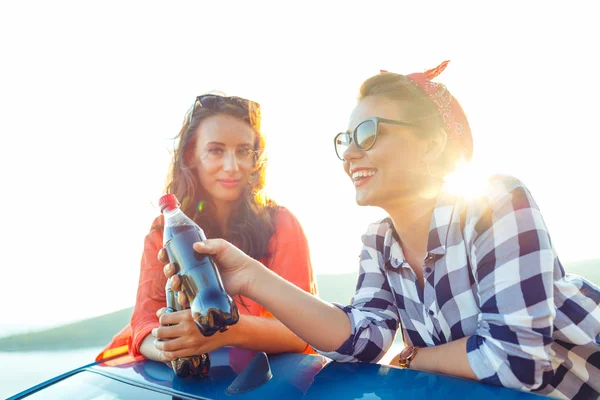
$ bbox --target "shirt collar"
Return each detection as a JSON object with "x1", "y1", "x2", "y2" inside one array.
[
  {"x1": 426, "y1": 191, "x2": 457, "y2": 256},
  {"x1": 378, "y1": 219, "x2": 405, "y2": 269},
  {"x1": 385, "y1": 189, "x2": 458, "y2": 268}
]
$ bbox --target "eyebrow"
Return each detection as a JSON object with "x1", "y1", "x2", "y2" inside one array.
[{"x1": 205, "y1": 141, "x2": 253, "y2": 147}]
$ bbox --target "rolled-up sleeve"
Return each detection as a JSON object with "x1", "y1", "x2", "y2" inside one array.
[
  {"x1": 130, "y1": 217, "x2": 167, "y2": 358},
  {"x1": 317, "y1": 236, "x2": 400, "y2": 363},
  {"x1": 466, "y1": 179, "x2": 555, "y2": 391}
]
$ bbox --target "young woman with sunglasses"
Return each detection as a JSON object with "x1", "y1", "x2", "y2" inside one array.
[
  {"x1": 98, "y1": 94, "x2": 316, "y2": 363},
  {"x1": 170, "y1": 64, "x2": 600, "y2": 398}
]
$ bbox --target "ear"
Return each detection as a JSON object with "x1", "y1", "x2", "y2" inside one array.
[{"x1": 423, "y1": 128, "x2": 448, "y2": 164}]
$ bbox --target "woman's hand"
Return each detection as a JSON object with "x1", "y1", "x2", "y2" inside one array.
[
  {"x1": 160, "y1": 239, "x2": 260, "y2": 302},
  {"x1": 152, "y1": 307, "x2": 232, "y2": 361},
  {"x1": 192, "y1": 240, "x2": 259, "y2": 297},
  {"x1": 159, "y1": 239, "x2": 352, "y2": 355},
  {"x1": 158, "y1": 248, "x2": 190, "y2": 308}
]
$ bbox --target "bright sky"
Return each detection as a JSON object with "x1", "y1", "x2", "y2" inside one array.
[{"x1": 1, "y1": 1, "x2": 598, "y2": 336}]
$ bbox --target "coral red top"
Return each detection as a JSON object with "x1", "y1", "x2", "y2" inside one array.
[{"x1": 97, "y1": 206, "x2": 316, "y2": 362}]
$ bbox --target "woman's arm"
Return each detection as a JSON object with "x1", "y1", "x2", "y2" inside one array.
[
  {"x1": 405, "y1": 178, "x2": 554, "y2": 390},
  {"x1": 391, "y1": 337, "x2": 477, "y2": 380},
  {"x1": 178, "y1": 241, "x2": 353, "y2": 351},
  {"x1": 97, "y1": 217, "x2": 167, "y2": 362},
  {"x1": 462, "y1": 179, "x2": 555, "y2": 391},
  {"x1": 140, "y1": 334, "x2": 162, "y2": 361},
  {"x1": 229, "y1": 314, "x2": 308, "y2": 353},
  {"x1": 190, "y1": 224, "x2": 401, "y2": 361},
  {"x1": 249, "y1": 207, "x2": 318, "y2": 350},
  {"x1": 131, "y1": 217, "x2": 168, "y2": 359},
  {"x1": 159, "y1": 245, "x2": 348, "y2": 356},
  {"x1": 155, "y1": 207, "x2": 319, "y2": 358},
  {"x1": 250, "y1": 221, "x2": 402, "y2": 362},
  {"x1": 154, "y1": 311, "x2": 308, "y2": 360},
  {"x1": 248, "y1": 265, "x2": 353, "y2": 352},
  {"x1": 391, "y1": 179, "x2": 555, "y2": 389}
]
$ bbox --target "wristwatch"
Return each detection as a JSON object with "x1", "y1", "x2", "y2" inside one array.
[{"x1": 396, "y1": 345, "x2": 420, "y2": 368}]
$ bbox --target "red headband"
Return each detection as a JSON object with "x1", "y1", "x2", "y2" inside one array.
[{"x1": 381, "y1": 61, "x2": 473, "y2": 161}]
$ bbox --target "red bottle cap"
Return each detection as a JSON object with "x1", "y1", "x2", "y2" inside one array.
[{"x1": 158, "y1": 194, "x2": 181, "y2": 212}]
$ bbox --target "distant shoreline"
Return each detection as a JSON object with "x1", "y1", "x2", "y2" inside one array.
[
  {"x1": 2, "y1": 262, "x2": 598, "y2": 352},
  {"x1": 0, "y1": 272, "x2": 361, "y2": 352}
]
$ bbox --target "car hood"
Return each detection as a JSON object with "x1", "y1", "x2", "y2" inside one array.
[{"x1": 90, "y1": 347, "x2": 546, "y2": 399}]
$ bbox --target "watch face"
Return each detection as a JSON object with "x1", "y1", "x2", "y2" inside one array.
[{"x1": 399, "y1": 346, "x2": 414, "y2": 359}]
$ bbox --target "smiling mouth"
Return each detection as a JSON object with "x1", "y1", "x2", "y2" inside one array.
[
  {"x1": 218, "y1": 179, "x2": 241, "y2": 188},
  {"x1": 351, "y1": 169, "x2": 377, "y2": 187},
  {"x1": 352, "y1": 169, "x2": 377, "y2": 181}
]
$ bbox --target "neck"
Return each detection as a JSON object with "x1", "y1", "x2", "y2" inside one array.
[
  {"x1": 384, "y1": 181, "x2": 443, "y2": 260},
  {"x1": 213, "y1": 200, "x2": 235, "y2": 235}
]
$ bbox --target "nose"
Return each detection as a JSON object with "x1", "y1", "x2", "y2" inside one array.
[
  {"x1": 222, "y1": 150, "x2": 240, "y2": 172},
  {"x1": 343, "y1": 140, "x2": 363, "y2": 163}
]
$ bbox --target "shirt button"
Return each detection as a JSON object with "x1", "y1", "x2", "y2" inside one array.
[
  {"x1": 428, "y1": 310, "x2": 434, "y2": 316},
  {"x1": 425, "y1": 267, "x2": 432, "y2": 273}
]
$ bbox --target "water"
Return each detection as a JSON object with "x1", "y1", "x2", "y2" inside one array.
[{"x1": 0, "y1": 348, "x2": 102, "y2": 399}]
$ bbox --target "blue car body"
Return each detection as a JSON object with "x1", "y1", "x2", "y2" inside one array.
[{"x1": 9, "y1": 347, "x2": 548, "y2": 399}]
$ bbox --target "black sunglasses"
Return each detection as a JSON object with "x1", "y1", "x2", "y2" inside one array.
[
  {"x1": 188, "y1": 94, "x2": 261, "y2": 125},
  {"x1": 333, "y1": 117, "x2": 418, "y2": 160}
]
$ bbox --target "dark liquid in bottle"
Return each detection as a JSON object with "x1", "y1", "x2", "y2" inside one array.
[
  {"x1": 165, "y1": 264, "x2": 210, "y2": 378},
  {"x1": 164, "y1": 224, "x2": 239, "y2": 336}
]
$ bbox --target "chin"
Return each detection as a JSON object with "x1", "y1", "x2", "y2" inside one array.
[
  {"x1": 354, "y1": 193, "x2": 373, "y2": 207},
  {"x1": 213, "y1": 190, "x2": 243, "y2": 203}
]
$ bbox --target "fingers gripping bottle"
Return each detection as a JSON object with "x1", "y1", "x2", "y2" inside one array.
[
  {"x1": 159, "y1": 194, "x2": 240, "y2": 336},
  {"x1": 165, "y1": 280, "x2": 209, "y2": 378}
]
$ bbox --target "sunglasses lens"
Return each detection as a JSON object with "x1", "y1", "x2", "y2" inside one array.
[
  {"x1": 198, "y1": 95, "x2": 219, "y2": 108},
  {"x1": 334, "y1": 133, "x2": 351, "y2": 160},
  {"x1": 355, "y1": 120, "x2": 377, "y2": 149},
  {"x1": 197, "y1": 95, "x2": 260, "y2": 114}
]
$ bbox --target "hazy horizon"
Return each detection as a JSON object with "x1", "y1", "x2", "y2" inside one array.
[{"x1": 2, "y1": 257, "x2": 599, "y2": 340}]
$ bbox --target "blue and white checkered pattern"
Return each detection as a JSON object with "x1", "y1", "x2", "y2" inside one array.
[{"x1": 318, "y1": 175, "x2": 600, "y2": 399}]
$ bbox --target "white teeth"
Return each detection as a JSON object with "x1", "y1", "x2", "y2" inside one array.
[{"x1": 351, "y1": 170, "x2": 377, "y2": 180}]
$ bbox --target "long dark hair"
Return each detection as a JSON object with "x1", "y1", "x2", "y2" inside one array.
[{"x1": 161, "y1": 94, "x2": 277, "y2": 261}]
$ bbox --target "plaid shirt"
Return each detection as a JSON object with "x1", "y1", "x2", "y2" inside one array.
[{"x1": 318, "y1": 175, "x2": 600, "y2": 399}]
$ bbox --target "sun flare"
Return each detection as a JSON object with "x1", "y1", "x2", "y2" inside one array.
[{"x1": 443, "y1": 161, "x2": 490, "y2": 200}]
